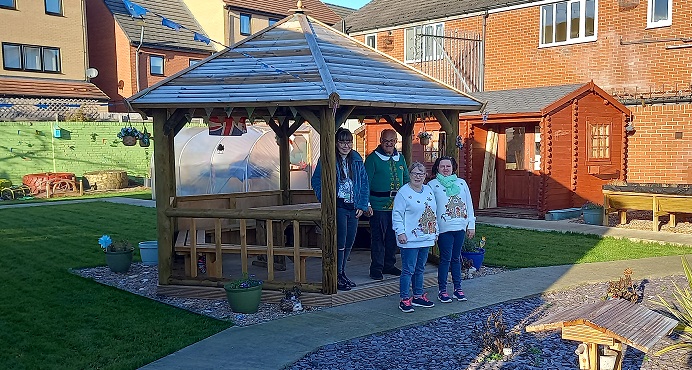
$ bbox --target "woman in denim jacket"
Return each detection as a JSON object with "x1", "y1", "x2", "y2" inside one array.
[{"x1": 312, "y1": 128, "x2": 370, "y2": 291}]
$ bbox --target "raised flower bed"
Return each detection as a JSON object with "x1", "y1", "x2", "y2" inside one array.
[{"x1": 602, "y1": 183, "x2": 692, "y2": 231}]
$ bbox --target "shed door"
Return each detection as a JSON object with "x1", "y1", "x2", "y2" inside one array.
[{"x1": 497, "y1": 126, "x2": 540, "y2": 207}]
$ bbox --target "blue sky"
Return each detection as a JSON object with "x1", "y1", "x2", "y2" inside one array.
[{"x1": 323, "y1": 0, "x2": 370, "y2": 9}]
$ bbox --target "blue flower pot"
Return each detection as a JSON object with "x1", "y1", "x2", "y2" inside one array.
[
  {"x1": 583, "y1": 208, "x2": 604, "y2": 225},
  {"x1": 138, "y1": 241, "x2": 158, "y2": 265},
  {"x1": 461, "y1": 248, "x2": 485, "y2": 270}
]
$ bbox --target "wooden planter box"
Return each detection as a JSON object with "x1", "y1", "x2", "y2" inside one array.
[{"x1": 602, "y1": 184, "x2": 692, "y2": 231}]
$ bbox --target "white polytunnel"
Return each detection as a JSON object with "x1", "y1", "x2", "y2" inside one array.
[{"x1": 151, "y1": 123, "x2": 320, "y2": 197}]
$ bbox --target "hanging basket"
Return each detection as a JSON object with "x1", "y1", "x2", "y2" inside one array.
[
  {"x1": 122, "y1": 136, "x2": 137, "y2": 146},
  {"x1": 419, "y1": 137, "x2": 430, "y2": 146},
  {"x1": 139, "y1": 138, "x2": 150, "y2": 147}
]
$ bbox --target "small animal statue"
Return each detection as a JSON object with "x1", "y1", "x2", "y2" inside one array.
[{"x1": 279, "y1": 286, "x2": 304, "y2": 313}]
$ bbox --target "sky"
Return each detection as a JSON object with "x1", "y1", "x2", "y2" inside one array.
[{"x1": 323, "y1": 0, "x2": 371, "y2": 9}]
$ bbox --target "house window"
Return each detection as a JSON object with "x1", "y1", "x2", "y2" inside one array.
[
  {"x1": 268, "y1": 18, "x2": 279, "y2": 26},
  {"x1": 423, "y1": 131, "x2": 445, "y2": 163},
  {"x1": 540, "y1": 0, "x2": 596, "y2": 47},
  {"x1": 45, "y1": 0, "x2": 62, "y2": 15},
  {"x1": 2, "y1": 43, "x2": 61, "y2": 72},
  {"x1": 240, "y1": 13, "x2": 251, "y2": 35},
  {"x1": 647, "y1": 0, "x2": 671, "y2": 28},
  {"x1": 365, "y1": 34, "x2": 376, "y2": 49},
  {"x1": 189, "y1": 58, "x2": 201, "y2": 67},
  {"x1": 588, "y1": 123, "x2": 610, "y2": 160},
  {"x1": 404, "y1": 23, "x2": 444, "y2": 62},
  {"x1": 150, "y1": 55, "x2": 164, "y2": 76},
  {"x1": 0, "y1": 0, "x2": 15, "y2": 10}
]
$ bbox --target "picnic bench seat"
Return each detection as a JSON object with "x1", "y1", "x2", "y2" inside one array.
[{"x1": 174, "y1": 225, "x2": 322, "y2": 282}]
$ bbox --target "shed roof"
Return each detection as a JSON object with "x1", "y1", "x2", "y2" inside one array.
[
  {"x1": 129, "y1": 12, "x2": 483, "y2": 114},
  {"x1": 0, "y1": 76, "x2": 109, "y2": 100},
  {"x1": 103, "y1": 0, "x2": 215, "y2": 53},
  {"x1": 224, "y1": 0, "x2": 341, "y2": 25},
  {"x1": 345, "y1": 0, "x2": 536, "y2": 33},
  {"x1": 325, "y1": 3, "x2": 356, "y2": 20},
  {"x1": 526, "y1": 299, "x2": 678, "y2": 353},
  {"x1": 467, "y1": 84, "x2": 584, "y2": 115}
]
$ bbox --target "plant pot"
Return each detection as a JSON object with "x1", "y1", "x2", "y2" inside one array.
[
  {"x1": 138, "y1": 241, "x2": 158, "y2": 265},
  {"x1": 122, "y1": 136, "x2": 137, "y2": 146},
  {"x1": 461, "y1": 248, "x2": 485, "y2": 270},
  {"x1": 139, "y1": 138, "x2": 150, "y2": 147},
  {"x1": 104, "y1": 248, "x2": 133, "y2": 273},
  {"x1": 224, "y1": 284, "x2": 263, "y2": 314},
  {"x1": 583, "y1": 208, "x2": 604, "y2": 225},
  {"x1": 419, "y1": 137, "x2": 430, "y2": 146}
]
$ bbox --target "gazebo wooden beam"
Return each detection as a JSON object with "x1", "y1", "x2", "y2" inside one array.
[
  {"x1": 295, "y1": 107, "x2": 321, "y2": 134},
  {"x1": 335, "y1": 105, "x2": 356, "y2": 127},
  {"x1": 319, "y1": 107, "x2": 337, "y2": 295},
  {"x1": 153, "y1": 108, "x2": 175, "y2": 285},
  {"x1": 433, "y1": 109, "x2": 460, "y2": 160}
]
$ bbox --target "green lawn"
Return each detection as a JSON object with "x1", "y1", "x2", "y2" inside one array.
[
  {"x1": 0, "y1": 202, "x2": 689, "y2": 369},
  {"x1": 0, "y1": 202, "x2": 230, "y2": 370}
]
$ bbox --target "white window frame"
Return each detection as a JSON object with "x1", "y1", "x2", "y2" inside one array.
[
  {"x1": 149, "y1": 55, "x2": 164, "y2": 76},
  {"x1": 647, "y1": 0, "x2": 672, "y2": 28},
  {"x1": 404, "y1": 22, "x2": 444, "y2": 63},
  {"x1": 539, "y1": 0, "x2": 597, "y2": 48},
  {"x1": 364, "y1": 34, "x2": 376, "y2": 49}
]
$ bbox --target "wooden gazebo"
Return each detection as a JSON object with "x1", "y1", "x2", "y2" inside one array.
[{"x1": 128, "y1": 4, "x2": 482, "y2": 297}]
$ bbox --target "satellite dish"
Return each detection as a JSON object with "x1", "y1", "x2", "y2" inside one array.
[{"x1": 86, "y1": 68, "x2": 99, "y2": 79}]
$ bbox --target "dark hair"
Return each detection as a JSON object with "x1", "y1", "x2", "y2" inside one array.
[
  {"x1": 336, "y1": 127, "x2": 354, "y2": 180},
  {"x1": 431, "y1": 156, "x2": 457, "y2": 175}
]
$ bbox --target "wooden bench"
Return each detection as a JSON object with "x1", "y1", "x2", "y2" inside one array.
[
  {"x1": 603, "y1": 190, "x2": 692, "y2": 231},
  {"x1": 174, "y1": 219, "x2": 322, "y2": 283}
]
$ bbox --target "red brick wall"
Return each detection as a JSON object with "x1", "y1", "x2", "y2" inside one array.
[{"x1": 137, "y1": 47, "x2": 209, "y2": 89}]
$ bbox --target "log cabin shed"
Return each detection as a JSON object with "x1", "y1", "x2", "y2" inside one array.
[
  {"x1": 127, "y1": 4, "x2": 483, "y2": 297},
  {"x1": 463, "y1": 82, "x2": 632, "y2": 217},
  {"x1": 362, "y1": 82, "x2": 631, "y2": 218}
]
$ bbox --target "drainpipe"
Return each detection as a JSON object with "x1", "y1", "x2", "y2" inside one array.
[
  {"x1": 135, "y1": 23, "x2": 144, "y2": 92},
  {"x1": 480, "y1": 10, "x2": 488, "y2": 92},
  {"x1": 81, "y1": 0, "x2": 89, "y2": 81}
]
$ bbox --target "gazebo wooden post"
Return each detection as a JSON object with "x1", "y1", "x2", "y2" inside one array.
[
  {"x1": 319, "y1": 107, "x2": 337, "y2": 294},
  {"x1": 401, "y1": 115, "x2": 415, "y2": 166},
  {"x1": 277, "y1": 116, "x2": 291, "y2": 205},
  {"x1": 153, "y1": 108, "x2": 175, "y2": 285},
  {"x1": 433, "y1": 109, "x2": 460, "y2": 160}
]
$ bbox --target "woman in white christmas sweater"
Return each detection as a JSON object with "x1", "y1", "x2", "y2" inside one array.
[
  {"x1": 428, "y1": 156, "x2": 475, "y2": 303},
  {"x1": 392, "y1": 162, "x2": 438, "y2": 313}
]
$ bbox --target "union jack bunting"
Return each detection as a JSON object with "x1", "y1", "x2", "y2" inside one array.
[{"x1": 208, "y1": 116, "x2": 247, "y2": 136}]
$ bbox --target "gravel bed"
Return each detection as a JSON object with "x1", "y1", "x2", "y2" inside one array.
[
  {"x1": 571, "y1": 210, "x2": 692, "y2": 234},
  {"x1": 290, "y1": 275, "x2": 690, "y2": 370}
]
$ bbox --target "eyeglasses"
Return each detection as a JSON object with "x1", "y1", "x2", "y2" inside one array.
[
  {"x1": 382, "y1": 139, "x2": 397, "y2": 144},
  {"x1": 337, "y1": 140, "x2": 353, "y2": 145},
  {"x1": 410, "y1": 172, "x2": 426, "y2": 178}
]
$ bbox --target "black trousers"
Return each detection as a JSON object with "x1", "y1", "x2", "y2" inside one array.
[{"x1": 369, "y1": 210, "x2": 397, "y2": 275}]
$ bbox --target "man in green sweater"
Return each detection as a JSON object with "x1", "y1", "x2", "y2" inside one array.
[{"x1": 365, "y1": 129, "x2": 409, "y2": 280}]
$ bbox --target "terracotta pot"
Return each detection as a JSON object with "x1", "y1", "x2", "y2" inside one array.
[
  {"x1": 122, "y1": 136, "x2": 137, "y2": 146},
  {"x1": 419, "y1": 137, "x2": 430, "y2": 146}
]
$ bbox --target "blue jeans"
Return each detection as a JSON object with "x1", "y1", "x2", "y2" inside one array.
[
  {"x1": 438, "y1": 230, "x2": 466, "y2": 292},
  {"x1": 399, "y1": 247, "x2": 429, "y2": 299},
  {"x1": 369, "y1": 210, "x2": 397, "y2": 275},
  {"x1": 336, "y1": 205, "x2": 358, "y2": 274}
]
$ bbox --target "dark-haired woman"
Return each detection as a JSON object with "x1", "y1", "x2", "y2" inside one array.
[
  {"x1": 427, "y1": 156, "x2": 475, "y2": 303},
  {"x1": 311, "y1": 128, "x2": 370, "y2": 291}
]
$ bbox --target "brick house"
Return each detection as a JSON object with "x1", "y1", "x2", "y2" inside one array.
[
  {"x1": 183, "y1": 0, "x2": 342, "y2": 51},
  {"x1": 0, "y1": 0, "x2": 109, "y2": 120},
  {"x1": 86, "y1": 0, "x2": 214, "y2": 112},
  {"x1": 345, "y1": 0, "x2": 692, "y2": 190}
]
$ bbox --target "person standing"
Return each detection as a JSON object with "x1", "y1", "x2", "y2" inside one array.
[
  {"x1": 428, "y1": 156, "x2": 475, "y2": 303},
  {"x1": 365, "y1": 129, "x2": 408, "y2": 280},
  {"x1": 392, "y1": 162, "x2": 438, "y2": 312},
  {"x1": 312, "y1": 128, "x2": 370, "y2": 291}
]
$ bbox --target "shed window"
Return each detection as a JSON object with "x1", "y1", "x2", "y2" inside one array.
[
  {"x1": 588, "y1": 123, "x2": 610, "y2": 160},
  {"x1": 0, "y1": 0, "x2": 15, "y2": 9},
  {"x1": 45, "y1": 0, "x2": 62, "y2": 15},
  {"x1": 540, "y1": 0, "x2": 596, "y2": 47},
  {"x1": 647, "y1": 0, "x2": 671, "y2": 28},
  {"x1": 150, "y1": 55, "x2": 164, "y2": 76},
  {"x1": 505, "y1": 127, "x2": 526, "y2": 170},
  {"x1": 240, "y1": 13, "x2": 251, "y2": 35}
]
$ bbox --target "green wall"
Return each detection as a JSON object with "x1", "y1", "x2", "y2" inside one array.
[{"x1": 0, "y1": 121, "x2": 154, "y2": 185}]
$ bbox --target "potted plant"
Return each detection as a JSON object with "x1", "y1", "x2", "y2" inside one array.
[
  {"x1": 582, "y1": 201, "x2": 604, "y2": 225},
  {"x1": 417, "y1": 131, "x2": 432, "y2": 146},
  {"x1": 461, "y1": 236, "x2": 486, "y2": 270},
  {"x1": 139, "y1": 128, "x2": 151, "y2": 147},
  {"x1": 117, "y1": 126, "x2": 141, "y2": 146},
  {"x1": 98, "y1": 234, "x2": 134, "y2": 273},
  {"x1": 224, "y1": 274, "x2": 263, "y2": 314}
]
